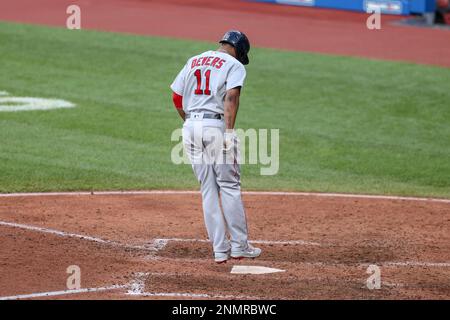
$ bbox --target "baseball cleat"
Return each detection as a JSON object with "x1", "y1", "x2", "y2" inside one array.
[
  {"x1": 231, "y1": 245, "x2": 262, "y2": 260},
  {"x1": 214, "y1": 252, "x2": 230, "y2": 264}
]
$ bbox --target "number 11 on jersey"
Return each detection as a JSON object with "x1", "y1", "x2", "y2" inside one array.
[{"x1": 194, "y1": 69, "x2": 211, "y2": 96}]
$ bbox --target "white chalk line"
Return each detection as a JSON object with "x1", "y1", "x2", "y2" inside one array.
[
  {"x1": 141, "y1": 271, "x2": 287, "y2": 280},
  {"x1": 154, "y1": 237, "x2": 321, "y2": 247},
  {"x1": 151, "y1": 255, "x2": 450, "y2": 269},
  {"x1": 0, "y1": 271, "x2": 260, "y2": 300},
  {"x1": 0, "y1": 220, "x2": 321, "y2": 250},
  {"x1": 0, "y1": 190, "x2": 449, "y2": 204},
  {"x1": 0, "y1": 221, "x2": 108, "y2": 244},
  {"x1": 0, "y1": 270, "x2": 435, "y2": 300},
  {"x1": 135, "y1": 272, "x2": 447, "y2": 296},
  {"x1": 2, "y1": 220, "x2": 449, "y2": 269},
  {"x1": 0, "y1": 282, "x2": 260, "y2": 301},
  {"x1": 0, "y1": 272, "x2": 259, "y2": 300},
  {"x1": 135, "y1": 292, "x2": 263, "y2": 299},
  {"x1": 382, "y1": 261, "x2": 450, "y2": 267},
  {"x1": 150, "y1": 239, "x2": 450, "y2": 265},
  {"x1": 126, "y1": 272, "x2": 262, "y2": 300},
  {"x1": 0, "y1": 285, "x2": 127, "y2": 300},
  {"x1": 0, "y1": 220, "x2": 159, "y2": 252}
]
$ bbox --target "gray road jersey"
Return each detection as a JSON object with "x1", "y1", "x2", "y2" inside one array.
[{"x1": 170, "y1": 50, "x2": 246, "y2": 114}]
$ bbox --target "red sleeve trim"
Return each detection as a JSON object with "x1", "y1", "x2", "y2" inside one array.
[{"x1": 172, "y1": 92, "x2": 183, "y2": 110}]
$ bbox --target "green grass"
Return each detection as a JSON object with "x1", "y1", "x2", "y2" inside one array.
[{"x1": 0, "y1": 22, "x2": 449, "y2": 197}]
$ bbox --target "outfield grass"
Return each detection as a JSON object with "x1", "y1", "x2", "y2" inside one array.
[{"x1": 0, "y1": 22, "x2": 449, "y2": 197}]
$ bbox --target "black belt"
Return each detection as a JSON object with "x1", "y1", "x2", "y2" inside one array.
[{"x1": 185, "y1": 113, "x2": 223, "y2": 119}]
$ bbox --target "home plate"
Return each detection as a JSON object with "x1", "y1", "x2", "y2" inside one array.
[{"x1": 230, "y1": 266, "x2": 286, "y2": 275}]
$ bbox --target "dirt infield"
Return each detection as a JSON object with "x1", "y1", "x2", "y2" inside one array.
[
  {"x1": 1, "y1": 0, "x2": 449, "y2": 67},
  {"x1": 0, "y1": 192, "x2": 449, "y2": 300}
]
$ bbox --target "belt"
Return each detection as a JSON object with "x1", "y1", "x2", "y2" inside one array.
[{"x1": 185, "y1": 113, "x2": 223, "y2": 119}]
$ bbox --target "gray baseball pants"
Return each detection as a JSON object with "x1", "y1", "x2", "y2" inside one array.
[{"x1": 182, "y1": 114, "x2": 249, "y2": 254}]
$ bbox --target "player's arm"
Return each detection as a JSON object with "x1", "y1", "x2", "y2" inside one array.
[
  {"x1": 170, "y1": 62, "x2": 189, "y2": 122},
  {"x1": 172, "y1": 91, "x2": 185, "y2": 121},
  {"x1": 176, "y1": 108, "x2": 185, "y2": 121},
  {"x1": 223, "y1": 87, "x2": 241, "y2": 130}
]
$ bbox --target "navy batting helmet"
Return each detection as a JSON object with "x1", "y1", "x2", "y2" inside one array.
[{"x1": 219, "y1": 30, "x2": 250, "y2": 65}]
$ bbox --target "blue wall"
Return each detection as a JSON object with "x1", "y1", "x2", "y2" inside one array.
[
  {"x1": 250, "y1": 0, "x2": 436, "y2": 15},
  {"x1": 409, "y1": 0, "x2": 436, "y2": 13}
]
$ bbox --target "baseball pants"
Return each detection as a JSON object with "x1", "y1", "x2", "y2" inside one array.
[{"x1": 182, "y1": 114, "x2": 249, "y2": 253}]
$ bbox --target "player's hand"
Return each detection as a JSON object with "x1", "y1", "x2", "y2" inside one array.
[{"x1": 223, "y1": 129, "x2": 238, "y2": 154}]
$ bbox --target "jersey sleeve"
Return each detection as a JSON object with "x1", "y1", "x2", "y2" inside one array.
[
  {"x1": 226, "y1": 63, "x2": 247, "y2": 91},
  {"x1": 170, "y1": 62, "x2": 189, "y2": 96}
]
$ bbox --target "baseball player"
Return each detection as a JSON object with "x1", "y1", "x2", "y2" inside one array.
[{"x1": 170, "y1": 30, "x2": 261, "y2": 263}]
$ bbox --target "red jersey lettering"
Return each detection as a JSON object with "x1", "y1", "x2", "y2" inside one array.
[
  {"x1": 205, "y1": 56, "x2": 213, "y2": 66},
  {"x1": 210, "y1": 57, "x2": 220, "y2": 67},
  {"x1": 216, "y1": 59, "x2": 226, "y2": 69}
]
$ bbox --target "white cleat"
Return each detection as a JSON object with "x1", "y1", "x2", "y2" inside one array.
[
  {"x1": 214, "y1": 252, "x2": 230, "y2": 264},
  {"x1": 231, "y1": 245, "x2": 262, "y2": 260}
]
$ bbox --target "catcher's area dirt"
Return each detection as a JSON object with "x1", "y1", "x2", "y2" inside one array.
[{"x1": 0, "y1": 192, "x2": 449, "y2": 299}]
